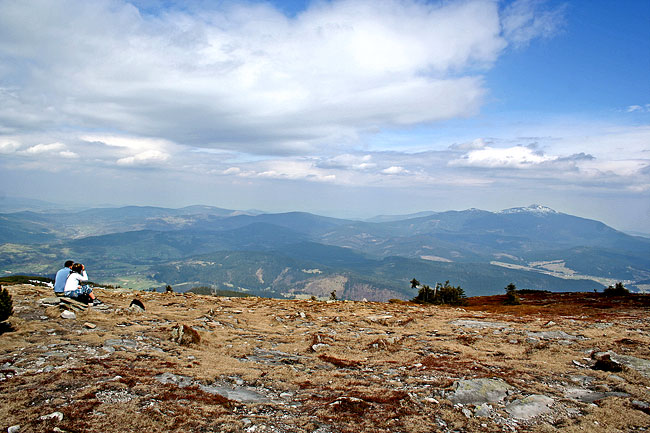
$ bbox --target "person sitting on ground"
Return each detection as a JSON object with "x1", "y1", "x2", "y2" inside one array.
[
  {"x1": 64, "y1": 263, "x2": 102, "y2": 306},
  {"x1": 54, "y1": 260, "x2": 74, "y2": 296}
]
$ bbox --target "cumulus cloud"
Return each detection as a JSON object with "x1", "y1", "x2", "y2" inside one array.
[
  {"x1": 0, "y1": 0, "x2": 563, "y2": 155},
  {"x1": 450, "y1": 145, "x2": 558, "y2": 168},
  {"x1": 116, "y1": 149, "x2": 170, "y2": 166},
  {"x1": 317, "y1": 154, "x2": 376, "y2": 170},
  {"x1": 0, "y1": 139, "x2": 21, "y2": 154},
  {"x1": 23, "y1": 142, "x2": 66, "y2": 154},
  {"x1": 381, "y1": 166, "x2": 407, "y2": 175}
]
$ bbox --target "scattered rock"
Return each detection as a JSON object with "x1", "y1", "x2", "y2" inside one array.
[
  {"x1": 104, "y1": 339, "x2": 138, "y2": 350},
  {"x1": 450, "y1": 320, "x2": 511, "y2": 329},
  {"x1": 632, "y1": 400, "x2": 650, "y2": 415},
  {"x1": 365, "y1": 315, "x2": 393, "y2": 325},
  {"x1": 39, "y1": 411, "x2": 64, "y2": 422},
  {"x1": 448, "y1": 378, "x2": 514, "y2": 405},
  {"x1": 60, "y1": 310, "x2": 76, "y2": 320},
  {"x1": 8, "y1": 425, "x2": 20, "y2": 433},
  {"x1": 171, "y1": 324, "x2": 201, "y2": 346},
  {"x1": 83, "y1": 322, "x2": 96, "y2": 329},
  {"x1": 200, "y1": 383, "x2": 269, "y2": 403},
  {"x1": 592, "y1": 353, "x2": 623, "y2": 372},
  {"x1": 474, "y1": 403, "x2": 493, "y2": 418},
  {"x1": 96, "y1": 389, "x2": 135, "y2": 403},
  {"x1": 602, "y1": 351, "x2": 650, "y2": 378},
  {"x1": 243, "y1": 348, "x2": 304, "y2": 365},
  {"x1": 526, "y1": 330, "x2": 585, "y2": 341},
  {"x1": 311, "y1": 343, "x2": 329, "y2": 352},
  {"x1": 39, "y1": 297, "x2": 61, "y2": 306},
  {"x1": 129, "y1": 299, "x2": 145, "y2": 312},
  {"x1": 155, "y1": 372, "x2": 194, "y2": 388},
  {"x1": 564, "y1": 388, "x2": 607, "y2": 403},
  {"x1": 506, "y1": 395, "x2": 554, "y2": 420}
]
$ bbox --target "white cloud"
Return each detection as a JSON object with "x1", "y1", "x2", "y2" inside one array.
[
  {"x1": 23, "y1": 142, "x2": 66, "y2": 154},
  {"x1": 381, "y1": 166, "x2": 407, "y2": 175},
  {"x1": 318, "y1": 154, "x2": 376, "y2": 170},
  {"x1": 0, "y1": 0, "x2": 561, "y2": 155},
  {"x1": 450, "y1": 145, "x2": 558, "y2": 168},
  {"x1": 626, "y1": 104, "x2": 650, "y2": 113},
  {"x1": 116, "y1": 149, "x2": 170, "y2": 166},
  {"x1": 59, "y1": 150, "x2": 79, "y2": 158},
  {"x1": 501, "y1": 0, "x2": 565, "y2": 46},
  {"x1": 0, "y1": 139, "x2": 21, "y2": 153}
]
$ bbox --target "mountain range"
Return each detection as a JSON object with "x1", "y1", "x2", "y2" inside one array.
[{"x1": 1, "y1": 202, "x2": 649, "y2": 300}]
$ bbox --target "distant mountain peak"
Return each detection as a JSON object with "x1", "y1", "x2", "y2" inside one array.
[{"x1": 499, "y1": 204, "x2": 558, "y2": 215}]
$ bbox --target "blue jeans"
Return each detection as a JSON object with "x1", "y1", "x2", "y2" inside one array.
[{"x1": 66, "y1": 285, "x2": 92, "y2": 298}]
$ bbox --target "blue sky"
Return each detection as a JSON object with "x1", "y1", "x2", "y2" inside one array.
[{"x1": 1, "y1": 0, "x2": 649, "y2": 232}]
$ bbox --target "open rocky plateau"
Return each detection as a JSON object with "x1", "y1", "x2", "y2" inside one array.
[{"x1": 1, "y1": 284, "x2": 649, "y2": 432}]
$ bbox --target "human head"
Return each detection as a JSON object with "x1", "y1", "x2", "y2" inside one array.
[
  {"x1": 71, "y1": 263, "x2": 83, "y2": 273},
  {"x1": 64, "y1": 260, "x2": 74, "y2": 268}
]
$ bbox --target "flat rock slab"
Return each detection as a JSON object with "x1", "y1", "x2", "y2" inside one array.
[
  {"x1": 153, "y1": 372, "x2": 270, "y2": 403},
  {"x1": 104, "y1": 339, "x2": 138, "y2": 350},
  {"x1": 606, "y1": 351, "x2": 650, "y2": 378},
  {"x1": 506, "y1": 395, "x2": 554, "y2": 419},
  {"x1": 155, "y1": 372, "x2": 194, "y2": 388},
  {"x1": 526, "y1": 330, "x2": 585, "y2": 341},
  {"x1": 448, "y1": 378, "x2": 514, "y2": 405},
  {"x1": 40, "y1": 297, "x2": 61, "y2": 306},
  {"x1": 59, "y1": 297, "x2": 88, "y2": 311},
  {"x1": 243, "y1": 348, "x2": 305, "y2": 365},
  {"x1": 450, "y1": 320, "x2": 511, "y2": 329},
  {"x1": 199, "y1": 384, "x2": 269, "y2": 403}
]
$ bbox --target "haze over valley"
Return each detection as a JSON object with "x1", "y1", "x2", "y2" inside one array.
[{"x1": 2, "y1": 199, "x2": 648, "y2": 300}]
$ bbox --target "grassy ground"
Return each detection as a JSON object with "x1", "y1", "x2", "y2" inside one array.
[{"x1": 1, "y1": 285, "x2": 649, "y2": 432}]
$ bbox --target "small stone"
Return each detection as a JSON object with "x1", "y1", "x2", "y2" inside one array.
[
  {"x1": 544, "y1": 320, "x2": 556, "y2": 327},
  {"x1": 462, "y1": 408, "x2": 473, "y2": 418},
  {"x1": 83, "y1": 322, "x2": 96, "y2": 329},
  {"x1": 474, "y1": 403, "x2": 493, "y2": 418},
  {"x1": 39, "y1": 411, "x2": 64, "y2": 422},
  {"x1": 299, "y1": 312, "x2": 306, "y2": 318},
  {"x1": 8, "y1": 425, "x2": 20, "y2": 433},
  {"x1": 60, "y1": 310, "x2": 76, "y2": 320},
  {"x1": 311, "y1": 343, "x2": 329, "y2": 352}
]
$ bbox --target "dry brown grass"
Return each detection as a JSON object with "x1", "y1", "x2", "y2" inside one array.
[{"x1": 1, "y1": 285, "x2": 649, "y2": 432}]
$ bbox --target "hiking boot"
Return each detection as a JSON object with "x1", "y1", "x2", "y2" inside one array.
[{"x1": 93, "y1": 299, "x2": 103, "y2": 306}]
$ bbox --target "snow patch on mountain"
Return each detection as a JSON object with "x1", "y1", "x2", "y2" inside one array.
[{"x1": 499, "y1": 204, "x2": 558, "y2": 215}]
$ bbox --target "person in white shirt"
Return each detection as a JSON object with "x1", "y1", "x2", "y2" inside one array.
[{"x1": 64, "y1": 263, "x2": 102, "y2": 306}]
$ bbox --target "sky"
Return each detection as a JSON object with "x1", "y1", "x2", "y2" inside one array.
[{"x1": 0, "y1": 0, "x2": 649, "y2": 232}]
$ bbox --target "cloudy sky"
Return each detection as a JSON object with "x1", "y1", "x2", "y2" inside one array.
[{"x1": 1, "y1": 0, "x2": 649, "y2": 232}]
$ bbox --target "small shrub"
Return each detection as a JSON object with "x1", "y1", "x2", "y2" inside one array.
[
  {"x1": 329, "y1": 290, "x2": 337, "y2": 301},
  {"x1": 411, "y1": 280, "x2": 466, "y2": 306},
  {"x1": 0, "y1": 285, "x2": 13, "y2": 322},
  {"x1": 603, "y1": 282, "x2": 629, "y2": 296},
  {"x1": 503, "y1": 283, "x2": 521, "y2": 305},
  {"x1": 165, "y1": 284, "x2": 174, "y2": 293}
]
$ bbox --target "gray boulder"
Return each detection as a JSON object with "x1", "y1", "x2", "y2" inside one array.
[
  {"x1": 506, "y1": 395, "x2": 554, "y2": 419},
  {"x1": 448, "y1": 378, "x2": 514, "y2": 405}
]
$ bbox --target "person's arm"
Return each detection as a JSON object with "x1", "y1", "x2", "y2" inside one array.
[{"x1": 78, "y1": 270, "x2": 89, "y2": 282}]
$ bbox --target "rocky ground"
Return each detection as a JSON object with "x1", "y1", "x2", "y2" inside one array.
[{"x1": 1, "y1": 284, "x2": 649, "y2": 433}]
